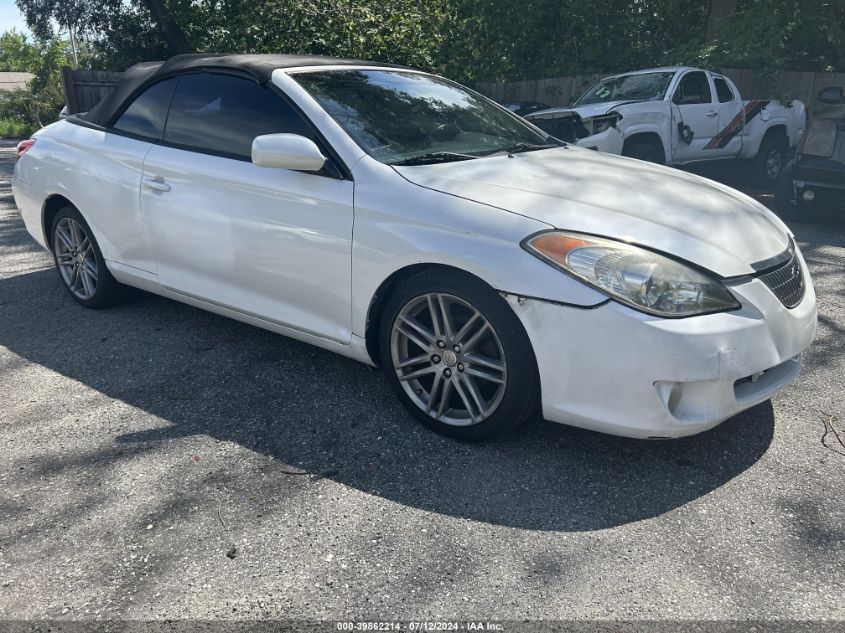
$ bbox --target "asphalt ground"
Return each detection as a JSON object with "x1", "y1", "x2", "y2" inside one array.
[{"x1": 1, "y1": 139, "x2": 844, "y2": 625}]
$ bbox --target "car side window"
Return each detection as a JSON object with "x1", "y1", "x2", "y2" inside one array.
[
  {"x1": 714, "y1": 77, "x2": 735, "y2": 103},
  {"x1": 163, "y1": 73, "x2": 316, "y2": 160},
  {"x1": 673, "y1": 72, "x2": 713, "y2": 105},
  {"x1": 112, "y1": 78, "x2": 177, "y2": 140}
]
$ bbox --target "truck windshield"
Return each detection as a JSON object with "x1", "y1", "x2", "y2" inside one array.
[
  {"x1": 294, "y1": 69, "x2": 555, "y2": 165},
  {"x1": 576, "y1": 72, "x2": 676, "y2": 106}
]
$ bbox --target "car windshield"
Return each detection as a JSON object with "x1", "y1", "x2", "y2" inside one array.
[
  {"x1": 576, "y1": 72, "x2": 676, "y2": 105},
  {"x1": 294, "y1": 69, "x2": 555, "y2": 165}
]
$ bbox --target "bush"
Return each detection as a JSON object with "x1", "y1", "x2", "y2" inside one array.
[
  {"x1": 0, "y1": 117, "x2": 39, "y2": 138},
  {"x1": 0, "y1": 32, "x2": 69, "y2": 130}
]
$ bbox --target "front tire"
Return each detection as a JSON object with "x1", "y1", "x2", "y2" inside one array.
[
  {"x1": 51, "y1": 205, "x2": 125, "y2": 308},
  {"x1": 622, "y1": 140, "x2": 664, "y2": 164},
  {"x1": 773, "y1": 159, "x2": 799, "y2": 220},
  {"x1": 379, "y1": 269, "x2": 540, "y2": 441}
]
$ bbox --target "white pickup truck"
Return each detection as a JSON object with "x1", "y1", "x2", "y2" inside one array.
[{"x1": 524, "y1": 66, "x2": 806, "y2": 184}]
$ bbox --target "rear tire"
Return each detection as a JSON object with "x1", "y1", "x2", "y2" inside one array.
[
  {"x1": 379, "y1": 269, "x2": 540, "y2": 441},
  {"x1": 753, "y1": 134, "x2": 788, "y2": 188},
  {"x1": 51, "y1": 205, "x2": 126, "y2": 308}
]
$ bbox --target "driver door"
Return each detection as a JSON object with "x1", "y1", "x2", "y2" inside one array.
[
  {"x1": 139, "y1": 72, "x2": 354, "y2": 344},
  {"x1": 671, "y1": 71, "x2": 720, "y2": 163}
]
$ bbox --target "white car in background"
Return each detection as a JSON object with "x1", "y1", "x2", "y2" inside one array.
[
  {"x1": 12, "y1": 54, "x2": 817, "y2": 440},
  {"x1": 526, "y1": 67, "x2": 806, "y2": 185}
]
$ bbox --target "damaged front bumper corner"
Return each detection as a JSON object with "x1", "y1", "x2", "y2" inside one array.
[
  {"x1": 574, "y1": 126, "x2": 624, "y2": 154},
  {"x1": 501, "y1": 269, "x2": 817, "y2": 439}
]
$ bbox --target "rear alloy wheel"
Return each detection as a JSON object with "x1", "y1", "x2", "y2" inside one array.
[
  {"x1": 54, "y1": 216, "x2": 99, "y2": 300},
  {"x1": 51, "y1": 206, "x2": 125, "y2": 308},
  {"x1": 380, "y1": 270, "x2": 539, "y2": 440}
]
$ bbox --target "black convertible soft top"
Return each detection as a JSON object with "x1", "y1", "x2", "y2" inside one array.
[{"x1": 78, "y1": 53, "x2": 407, "y2": 126}]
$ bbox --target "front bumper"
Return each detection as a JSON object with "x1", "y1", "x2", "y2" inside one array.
[
  {"x1": 792, "y1": 179, "x2": 845, "y2": 215},
  {"x1": 505, "y1": 254, "x2": 817, "y2": 439},
  {"x1": 575, "y1": 126, "x2": 624, "y2": 155}
]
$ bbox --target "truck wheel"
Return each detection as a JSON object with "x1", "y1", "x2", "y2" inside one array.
[
  {"x1": 622, "y1": 140, "x2": 664, "y2": 165},
  {"x1": 753, "y1": 134, "x2": 788, "y2": 188},
  {"x1": 773, "y1": 159, "x2": 799, "y2": 220}
]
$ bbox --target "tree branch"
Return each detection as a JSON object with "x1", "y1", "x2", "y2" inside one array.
[{"x1": 140, "y1": 0, "x2": 193, "y2": 55}]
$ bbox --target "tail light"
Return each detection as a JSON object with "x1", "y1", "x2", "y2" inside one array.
[{"x1": 15, "y1": 138, "x2": 35, "y2": 161}]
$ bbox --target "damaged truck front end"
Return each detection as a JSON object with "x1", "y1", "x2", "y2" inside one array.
[{"x1": 526, "y1": 108, "x2": 624, "y2": 154}]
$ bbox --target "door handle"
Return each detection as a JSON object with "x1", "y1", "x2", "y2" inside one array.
[
  {"x1": 143, "y1": 178, "x2": 171, "y2": 192},
  {"x1": 706, "y1": 111, "x2": 719, "y2": 118}
]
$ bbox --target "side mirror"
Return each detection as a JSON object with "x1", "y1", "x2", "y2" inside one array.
[
  {"x1": 817, "y1": 86, "x2": 844, "y2": 105},
  {"x1": 251, "y1": 133, "x2": 326, "y2": 172}
]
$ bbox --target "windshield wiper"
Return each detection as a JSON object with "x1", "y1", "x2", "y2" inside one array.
[
  {"x1": 390, "y1": 151, "x2": 478, "y2": 166},
  {"x1": 504, "y1": 142, "x2": 563, "y2": 155}
]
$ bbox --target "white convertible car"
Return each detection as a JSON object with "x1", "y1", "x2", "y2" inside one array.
[{"x1": 12, "y1": 54, "x2": 817, "y2": 440}]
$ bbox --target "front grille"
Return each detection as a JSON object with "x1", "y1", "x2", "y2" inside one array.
[
  {"x1": 758, "y1": 248, "x2": 805, "y2": 308},
  {"x1": 528, "y1": 116, "x2": 588, "y2": 143}
]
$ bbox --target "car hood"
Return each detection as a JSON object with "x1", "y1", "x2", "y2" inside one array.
[
  {"x1": 529, "y1": 101, "x2": 632, "y2": 121},
  {"x1": 568, "y1": 100, "x2": 637, "y2": 119},
  {"x1": 395, "y1": 147, "x2": 790, "y2": 277}
]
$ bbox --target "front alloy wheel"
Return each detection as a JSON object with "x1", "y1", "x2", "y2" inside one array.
[
  {"x1": 380, "y1": 269, "x2": 539, "y2": 441},
  {"x1": 390, "y1": 292, "x2": 507, "y2": 426}
]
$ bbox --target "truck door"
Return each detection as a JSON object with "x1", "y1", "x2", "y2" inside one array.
[
  {"x1": 670, "y1": 70, "x2": 720, "y2": 163},
  {"x1": 707, "y1": 75, "x2": 745, "y2": 157}
]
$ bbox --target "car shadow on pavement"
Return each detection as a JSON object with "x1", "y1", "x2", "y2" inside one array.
[{"x1": 0, "y1": 265, "x2": 776, "y2": 533}]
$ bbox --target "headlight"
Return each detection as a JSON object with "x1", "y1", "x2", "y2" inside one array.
[
  {"x1": 523, "y1": 232, "x2": 741, "y2": 317},
  {"x1": 589, "y1": 113, "x2": 622, "y2": 135}
]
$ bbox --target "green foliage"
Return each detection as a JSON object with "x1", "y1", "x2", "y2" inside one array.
[
  {"x1": 7, "y1": 0, "x2": 845, "y2": 85},
  {"x1": 440, "y1": 0, "x2": 713, "y2": 83},
  {"x1": 0, "y1": 29, "x2": 42, "y2": 71},
  {"x1": 0, "y1": 116, "x2": 39, "y2": 138},
  {"x1": 196, "y1": 0, "x2": 451, "y2": 70},
  {"x1": 444, "y1": 0, "x2": 845, "y2": 81},
  {"x1": 15, "y1": 0, "x2": 91, "y2": 42},
  {"x1": 665, "y1": 0, "x2": 845, "y2": 73},
  {"x1": 0, "y1": 33, "x2": 71, "y2": 129},
  {"x1": 15, "y1": 0, "x2": 452, "y2": 72},
  {"x1": 84, "y1": 2, "x2": 171, "y2": 70}
]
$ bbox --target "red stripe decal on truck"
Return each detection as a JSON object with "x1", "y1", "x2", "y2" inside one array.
[{"x1": 703, "y1": 100, "x2": 770, "y2": 150}]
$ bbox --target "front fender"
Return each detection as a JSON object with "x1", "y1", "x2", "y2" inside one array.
[
  {"x1": 614, "y1": 103, "x2": 671, "y2": 151},
  {"x1": 349, "y1": 160, "x2": 608, "y2": 337}
]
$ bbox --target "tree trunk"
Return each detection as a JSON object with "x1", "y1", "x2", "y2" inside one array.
[
  {"x1": 707, "y1": 0, "x2": 737, "y2": 41},
  {"x1": 141, "y1": 0, "x2": 193, "y2": 55}
]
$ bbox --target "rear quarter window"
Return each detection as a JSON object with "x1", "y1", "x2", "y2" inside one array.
[
  {"x1": 111, "y1": 78, "x2": 177, "y2": 140},
  {"x1": 714, "y1": 78, "x2": 736, "y2": 103}
]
